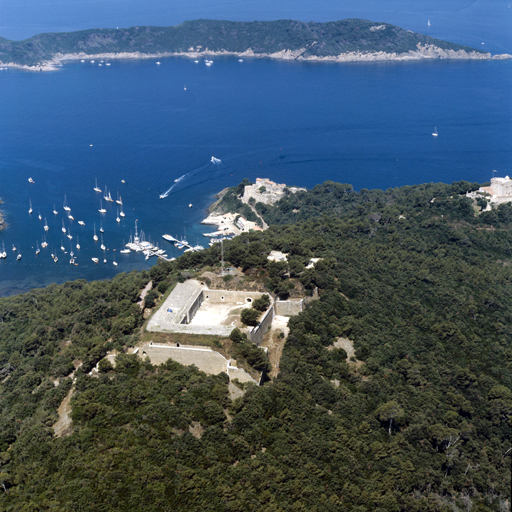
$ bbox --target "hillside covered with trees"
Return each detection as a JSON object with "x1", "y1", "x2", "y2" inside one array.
[
  {"x1": 0, "y1": 19, "x2": 487, "y2": 67},
  {"x1": 0, "y1": 180, "x2": 510, "y2": 511}
]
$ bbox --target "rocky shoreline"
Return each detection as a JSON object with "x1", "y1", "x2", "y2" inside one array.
[{"x1": 1, "y1": 43, "x2": 510, "y2": 72}]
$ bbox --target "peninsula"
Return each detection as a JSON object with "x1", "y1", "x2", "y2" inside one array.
[{"x1": 0, "y1": 18, "x2": 507, "y2": 71}]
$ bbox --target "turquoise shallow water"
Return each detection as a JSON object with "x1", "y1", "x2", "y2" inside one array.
[{"x1": 0, "y1": 53, "x2": 511, "y2": 296}]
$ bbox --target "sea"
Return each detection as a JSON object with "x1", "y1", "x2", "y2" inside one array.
[{"x1": 0, "y1": 1, "x2": 511, "y2": 296}]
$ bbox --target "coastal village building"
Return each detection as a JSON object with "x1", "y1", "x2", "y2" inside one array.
[{"x1": 467, "y1": 175, "x2": 512, "y2": 206}]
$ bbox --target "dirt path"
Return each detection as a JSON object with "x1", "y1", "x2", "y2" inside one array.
[
  {"x1": 261, "y1": 315, "x2": 289, "y2": 379},
  {"x1": 248, "y1": 203, "x2": 268, "y2": 230}
]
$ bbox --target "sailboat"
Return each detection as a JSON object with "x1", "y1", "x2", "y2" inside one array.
[
  {"x1": 53, "y1": 203, "x2": 58, "y2": 215},
  {"x1": 67, "y1": 228, "x2": 72, "y2": 240},
  {"x1": 16, "y1": 253, "x2": 22, "y2": 261},
  {"x1": 116, "y1": 209, "x2": 120, "y2": 223},
  {"x1": 35, "y1": 241, "x2": 40, "y2": 255},
  {"x1": 116, "y1": 193, "x2": 122, "y2": 205},
  {"x1": 100, "y1": 221, "x2": 104, "y2": 233},
  {"x1": 41, "y1": 236, "x2": 48, "y2": 248},
  {"x1": 93, "y1": 223, "x2": 98, "y2": 241},
  {"x1": 63, "y1": 194, "x2": 71, "y2": 212},
  {"x1": 0, "y1": 242, "x2": 6, "y2": 258},
  {"x1": 43, "y1": 218, "x2": 49, "y2": 231},
  {"x1": 28, "y1": 199, "x2": 33, "y2": 214},
  {"x1": 38, "y1": 210, "x2": 42, "y2": 221},
  {"x1": 100, "y1": 234, "x2": 106, "y2": 251},
  {"x1": 98, "y1": 199, "x2": 106, "y2": 213},
  {"x1": 94, "y1": 178, "x2": 102, "y2": 193},
  {"x1": 62, "y1": 219, "x2": 66, "y2": 233},
  {"x1": 61, "y1": 240, "x2": 65, "y2": 251},
  {"x1": 428, "y1": 20, "x2": 431, "y2": 27},
  {"x1": 120, "y1": 204, "x2": 126, "y2": 218},
  {"x1": 104, "y1": 186, "x2": 114, "y2": 202},
  {"x1": 432, "y1": 126, "x2": 438, "y2": 137},
  {"x1": 76, "y1": 236, "x2": 80, "y2": 250}
]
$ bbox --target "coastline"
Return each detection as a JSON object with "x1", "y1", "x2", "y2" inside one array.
[{"x1": 1, "y1": 44, "x2": 510, "y2": 72}]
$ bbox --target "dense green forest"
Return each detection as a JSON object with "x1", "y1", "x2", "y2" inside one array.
[
  {"x1": 0, "y1": 180, "x2": 511, "y2": 511},
  {"x1": 0, "y1": 19, "x2": 486, "y2": 66}
]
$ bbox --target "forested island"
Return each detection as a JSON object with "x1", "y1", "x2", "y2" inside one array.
[
  {"x1": 0, "y1": 179, "x2": 511, "y2": 511},
  {"x1": 0, "y1": 18, "x2": 501, "y2": 70}
]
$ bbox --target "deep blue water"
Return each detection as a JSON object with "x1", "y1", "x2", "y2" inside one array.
[{"x1": 0, "y1": 49, "x2": 511, "y2": 295}]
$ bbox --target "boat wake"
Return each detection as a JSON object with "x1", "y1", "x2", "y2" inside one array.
[{"x1": 159, "y1": 157, "x2": 222, "y2": 199}]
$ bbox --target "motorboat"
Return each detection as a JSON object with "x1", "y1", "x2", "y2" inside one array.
[
  {"x1": 92, "y1": 258, "x2": 99, "y2": 264},
  {"x1": 16, "y1": 254, "x2": 22, "y2": 261},
  {"x1": 28, "y1": 177, "x2": 34, "y2": 183},
  {"x1": 78, "y1": 220, "x2": 85, "y2": 226},
  {"x1": 68, "y1": 214, "x2": 74, "y2": 221}
]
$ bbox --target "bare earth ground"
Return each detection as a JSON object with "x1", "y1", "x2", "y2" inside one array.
[
  {"x1": 261, "y1": 315, "x2": 289, "y2": 379},
  {"x1": 53, "y1": 387, "x2": 74, "y2": 437}
]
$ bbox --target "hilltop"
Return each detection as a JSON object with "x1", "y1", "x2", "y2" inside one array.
[
  {"x1": 0, "y1": 18, "x2": 496, "y2": 69},
  {"x1": 0, "y1": 179, "x2": 511, "y2": 510}
]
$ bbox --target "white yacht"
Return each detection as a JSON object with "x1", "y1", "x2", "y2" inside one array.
[
  {"x1": 16, "y1": 253, "x2": 22, "y2": 261},
  {"x1": 100, "y1": 221, "x2": 104, "y2": 233},
  {"x1": 36, "y1": 241, "x2": 40, "y2": 255},
  {"x1": 100, "y1": 234, "x2": 106, "y2": 251},
  {"x1": 29, "y1": 200, "x2": 33, "y2": 215},
  {"x1": 93, "y1": 223, "x2": 98, "y2": 241},
  {"x1": 61, "y1": 241, "x2": 65, "y2": 251},
  {"x1": 120, "y1": 205, "x2": 126, "y2": 218},
  {"x1": 116, "y1": 193, "x2": 122, "y2": 205},
  {"x1": 94, "y1": 178, "x2": 102, "y2": 193},
  {"x1": 68, "y1": 213, "x2": 74, "y2": 221},
  {"x1": 0, "y1": 242, "x2": 6, "y2": 258},
  {"x1": 98, "y1": 199, "x2": 106, "y2": 213},
  {"x1": 104, "y1": 186, "x2": 114, "y2": 202},
  {"x1": 78, "y1": 220, "x2": 85, "y2": 226},
  {"x1": 12, "y1": 244, "x2": 16, "y2": 252},
  {"x1": 38, "y1": 211, "x2": 42, "y2": 220},
  {"x1": 76, "y1": 236, "x2": 80, "y2": 250},
  {"x1": 92, "y1": 258, "x2": 99, "y2": 264},
  {"x1": 53, "y1": 204, "x2": 58, "y2": 215},
  {"x1": 41, "y1": 237, "x2": 48, "y2": 248},
  {"x1": 44, "y1": 218, "x2": 49, "y2": 231},
  {"x1": 67, "y1": 228, "x2": 72, "y2": 240},
  {"x1": 116, "y1": 209, "x2": 120, "y2": 223},
  {"x1": 63, "y1": 194, "x2": 71, "y2": 212},
  {"x1": 432, "y1": 126, "x2": 438, "y2": 137},
  {"x1": 28, "y1": 177, "x2": 34, "y2": 183}
]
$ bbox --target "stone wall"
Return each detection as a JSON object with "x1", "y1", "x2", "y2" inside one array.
[
  {"x1": 274, "y1": 287, "x2": 319, "y2": 316},
  {"x1": 182, "y1": 290, "x2": 204, "y2": 324},
  {"x1": 249, "y1": 305, "x2": 275, "y2": 345},
  {"x1": 204, "y1": 289, "x2": 266, "y2": 305}
]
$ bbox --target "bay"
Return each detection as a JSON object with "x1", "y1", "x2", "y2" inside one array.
[{"x1": 0, "y1": 52, "x2": 511, "y2": 296}]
